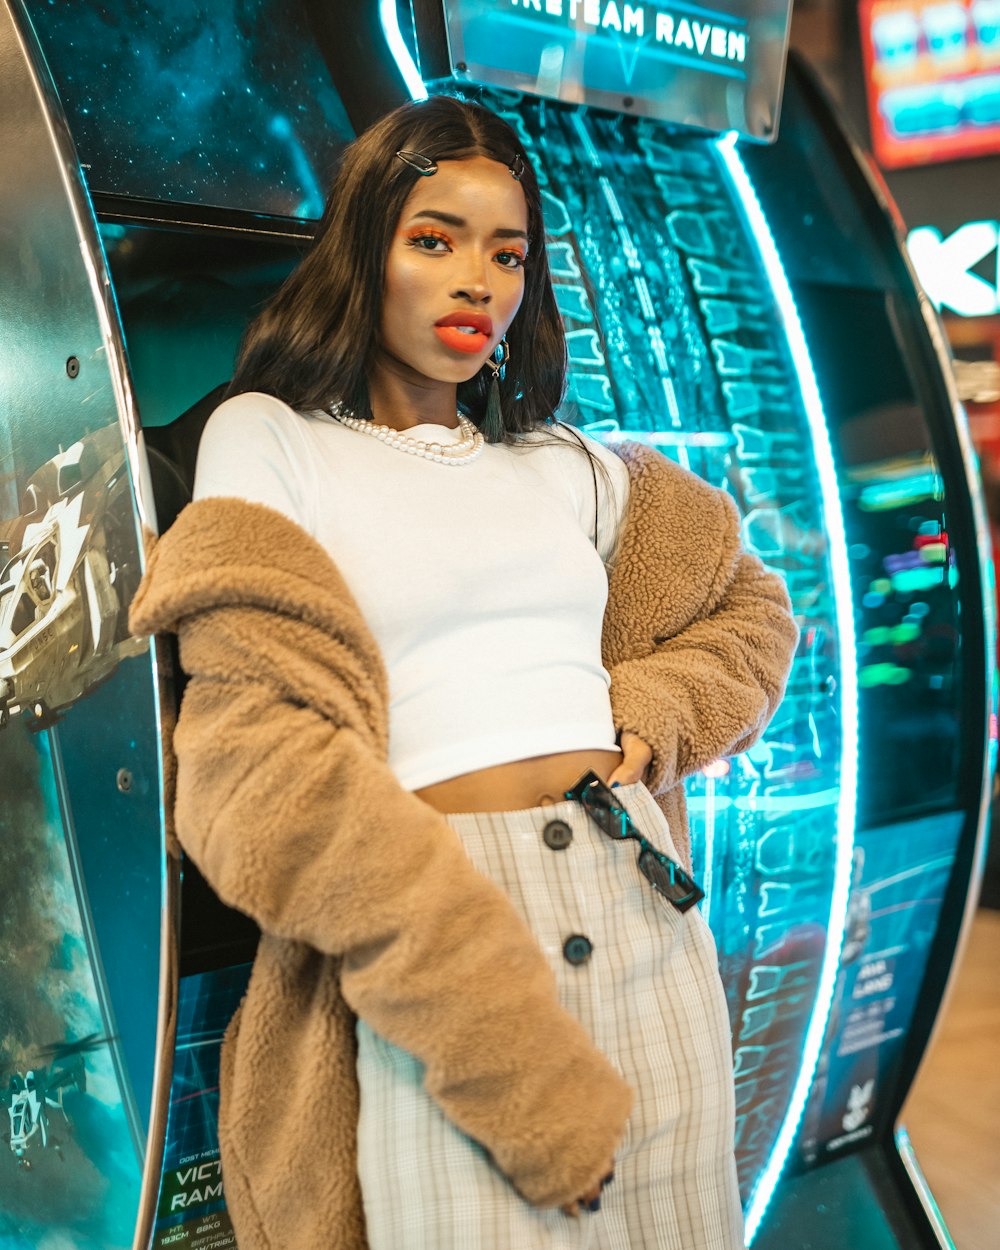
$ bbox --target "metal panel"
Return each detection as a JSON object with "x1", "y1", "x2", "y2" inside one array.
[{"x1": 0, "y1": 3, "x2": 174, "y2": 1247}]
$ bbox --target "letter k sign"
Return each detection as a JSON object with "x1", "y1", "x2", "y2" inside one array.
[{"x1": 907, "y1": 221, "x2": 1000, "y2": 317}]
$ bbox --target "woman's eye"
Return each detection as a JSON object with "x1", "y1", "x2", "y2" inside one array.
[
  {"x1": 406, "y1": 232, "x2": 451, "y2": 253},
  {"x1": 496, "y1": 250, "x2": 526, "y2": 270}
]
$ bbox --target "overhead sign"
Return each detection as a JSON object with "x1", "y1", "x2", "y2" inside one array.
[
  {"x1": 908, "y1": 220, "x2": 1000, "y2": 316},
  {"x1": 860, "y1": 0, "x2": 1000, "y2": 171},
  {"x1": 440, "y1": 0, "x2": 793, "y2": 140}
]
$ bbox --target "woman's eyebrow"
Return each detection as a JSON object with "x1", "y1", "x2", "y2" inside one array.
[{"x1": 409, "y1": 209, "x2": 528, "y2": 241}]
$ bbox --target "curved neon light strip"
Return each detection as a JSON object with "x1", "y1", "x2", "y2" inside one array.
[
  {"x1": 715, "y1": 133, "x2": 859, "y2": 1245},
  {"x1": 379, "y1": 0, "x2": 428, "y2": 101}
]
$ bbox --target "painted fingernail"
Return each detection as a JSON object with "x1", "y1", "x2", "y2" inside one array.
[
  {"x1": 587, "y1": 1197, "x2": 601, "y2": 1212},
  {"x1": 610, "y1": 781, "x2": 621, "y2": 789},
  {"x1": 602, "y1": 1171, "x2": 615, "y2": 1186}
]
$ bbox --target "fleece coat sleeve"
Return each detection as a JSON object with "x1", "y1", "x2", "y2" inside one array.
[
  {"x1": 129, "y1": 496, "x2": 632, "y2": 1211},
  {"x1": 604, "y1": 443, "x2": 798, "y2": 798}
]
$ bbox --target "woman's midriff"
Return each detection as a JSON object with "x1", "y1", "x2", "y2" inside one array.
[{"x1": 413, "y1": 748, "x2": 623, "y2": 814}]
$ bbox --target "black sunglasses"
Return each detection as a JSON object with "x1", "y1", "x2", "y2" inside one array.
[{"x1": 565, "y1": 771, "x2": 705, "y2": 914}]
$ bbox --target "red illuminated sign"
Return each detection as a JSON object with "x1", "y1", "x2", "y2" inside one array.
[{"x1": 860, "y1": 0, "x2": 1000, "y2": 168}]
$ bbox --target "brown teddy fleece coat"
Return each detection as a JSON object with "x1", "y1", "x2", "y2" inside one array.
[{"x1": 129, "y1": 440, "x2": 797, "y2": 1250}]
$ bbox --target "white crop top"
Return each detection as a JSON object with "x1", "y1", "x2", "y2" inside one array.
[{"x1": 193, "y1": 392, "x2": 630, "y2": 790}]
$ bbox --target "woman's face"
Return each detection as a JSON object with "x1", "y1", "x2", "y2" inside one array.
[{"x1": 379, "y1": 155, "x2": 529, "y2": 389}]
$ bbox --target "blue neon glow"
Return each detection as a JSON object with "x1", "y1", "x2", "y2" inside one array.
[
  {"x1": 716, "y1": 133, "x2": 860, "y2": 1245},
  {"x1": 684, "y1": 787, "x2": 840, "y2": 813},
  {"x1": 700, "y1": 776, "x2": 717, "y2": 926},
  {"x1": 379, "y1": 0, "x2": 428, "y2": 101}
]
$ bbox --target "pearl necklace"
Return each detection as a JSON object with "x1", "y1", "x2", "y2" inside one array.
[{"x1": 330, "y1": 407, "x2": 485, "y2": 465}]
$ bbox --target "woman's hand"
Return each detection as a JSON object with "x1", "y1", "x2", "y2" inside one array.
[
  {"x1": 607, "y1": 732, "x2": 652, "y2": 788},
  {"x1": 560, "y1": 1167, "x2": 615, "y2": 1217}
]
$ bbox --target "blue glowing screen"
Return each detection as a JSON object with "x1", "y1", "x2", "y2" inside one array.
[
  {"x1": 150, "y1": 966, "x2": 251, "y2": 1244},
  {"x1": 23, "y1": 0, "x2": 353, "y2": 217},
  {"x1": 788, "y1": 284, "x2": 962, "y2": 825},
  {"x1": 797, "y1": 809, "x2": 963, "y2": 1167}
]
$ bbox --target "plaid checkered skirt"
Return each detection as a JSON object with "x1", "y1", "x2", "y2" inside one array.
[{"x1": 356, "y1": 781, "x2": 745, "y2": 1250}]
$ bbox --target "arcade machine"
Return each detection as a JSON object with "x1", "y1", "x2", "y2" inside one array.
[{"x1": 0, "y1": 2, "x2": 991, "y2": 1248}]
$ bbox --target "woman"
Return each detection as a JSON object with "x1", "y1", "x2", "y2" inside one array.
[{"x1": 131, "y1": 97, "x2": 797, "y2": 1250}]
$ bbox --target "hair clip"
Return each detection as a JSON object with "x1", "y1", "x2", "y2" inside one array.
[
  {"x1": 509, "y1": 153, "x2": 525, "y2": 181},
  {"x1": 396, "y1": 149, "x2": 438, "y2": 176}
]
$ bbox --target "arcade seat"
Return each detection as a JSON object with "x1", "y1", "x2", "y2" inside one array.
[
  {"x1": 143, "y1": 382, "x2": 227, "y2": 531},
  {"x1": 144, "y1": 384, "x2": 262, "y2": 977}
]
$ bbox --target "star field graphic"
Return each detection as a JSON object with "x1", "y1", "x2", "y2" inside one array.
[{"x1": 23, "y1": 0, "x2": 353, "y2": 217}]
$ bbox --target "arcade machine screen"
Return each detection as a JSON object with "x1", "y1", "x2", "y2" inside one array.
[{"x1": 24, "y1": 0, "x2": 353, "y2": 217}]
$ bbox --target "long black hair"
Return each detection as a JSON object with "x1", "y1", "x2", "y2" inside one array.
[{"x1": 227, "y1": 96, "x2": 567, "y2": 441}]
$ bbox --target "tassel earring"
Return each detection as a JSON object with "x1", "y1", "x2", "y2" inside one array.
[{"x1": 482, "y1": 338, "x2": 509, "y2": 443}]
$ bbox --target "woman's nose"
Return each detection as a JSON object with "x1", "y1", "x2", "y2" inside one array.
[
  {"x1": 454, "y1": 283, "x2": 491, "y2": 304},
  {"x1": 453, "y1": 257, "x2": 492, "y2": 304}
]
